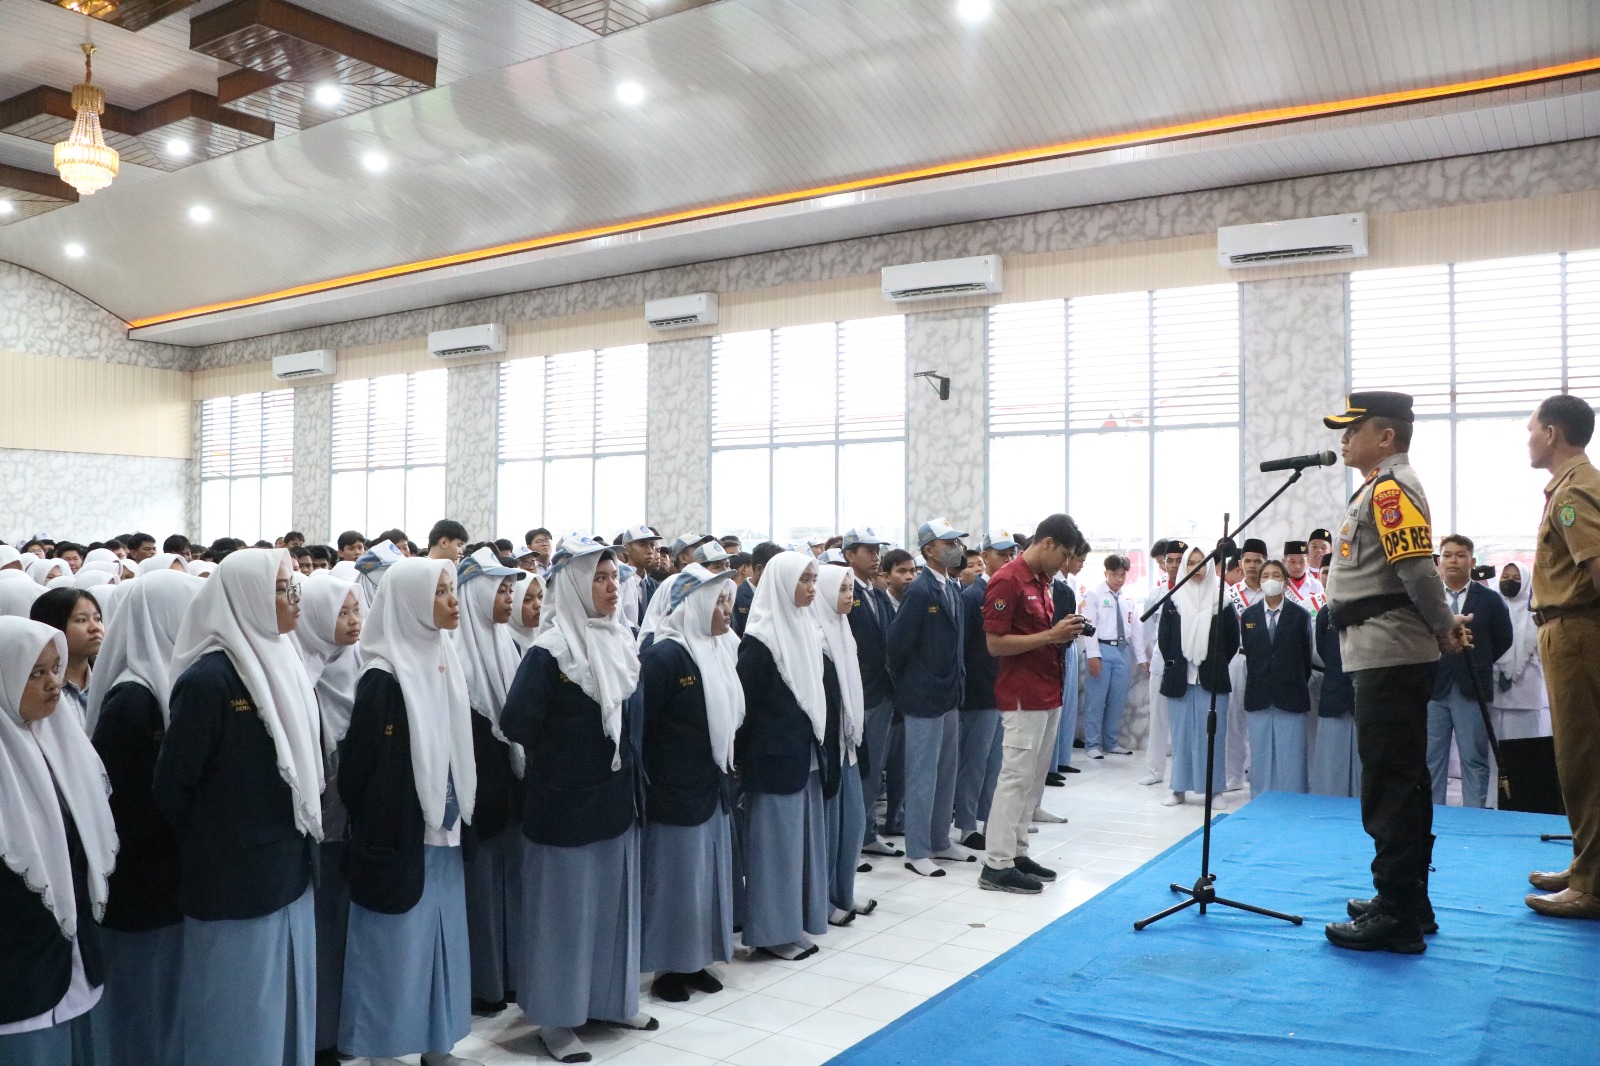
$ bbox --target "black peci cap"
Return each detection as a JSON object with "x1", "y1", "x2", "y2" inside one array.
[
  {"x1": 1241, "y1": 538, "x2": 1268, "y2": 556},
  {"x1": 1308, "y1": 528, "x2": 1332, "y2": 542},
  {"x1": 1165, "y1": 539, "x2": 1190, "y2": 556},
  {"x1": 1284, "y1": 540, "x2": 1309, "y2": 555},
  {"x1": 1324, "y1": 391, "x2": 1414, "y2": 430}
]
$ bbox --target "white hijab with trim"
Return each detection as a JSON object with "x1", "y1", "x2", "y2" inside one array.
[
  {"x1": 455, "y1": 554, "x2": 526, "y2": 777},
  {"x1": 168, "y1": 548, "x2": 325, "y2": 839},
  {"x1": 655, "y1": 565, "x2": 744, "y2": 771},
  {"x1": 292, "y1": 571, "x2": 362, "y2": 755},
  {"x1": 0, "y1": 618, "x2": 117, "y2": 939},
  {"x1": 809, "y1": 563, "x2": 864, "y2": 751},
  {"x1": 535, "y1": 550, "x2": 639, "y2": 771},
  {"x1": 85, "y1": 568, "x2": 204, "y2": 733},
  {"x1": 1175, "y1": 546, "x2": 1222, "y2": 665},
  {"x1": 744, "y1": 551, "x2": 826, "y2": 742},
  {"x1": 358, "y1": 558, "x2": 477, "y2": 830}
]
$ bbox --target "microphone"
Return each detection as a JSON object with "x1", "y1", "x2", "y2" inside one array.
[{"x1": 1258, "y1": 450, "x2": 1339, "y2": 473}]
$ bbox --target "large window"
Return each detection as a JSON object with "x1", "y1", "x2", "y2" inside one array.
[
  {"x1": 496, "y1": 345, "x2": 648, "y2": 539},
  {"x1": 987, "y1": 285, "x2": 1240, "y2": 588},
  {"x1": 710, "y1": 316, "x2": 906, "y2": 546},
  {"x1": 331, "y1": 370, "x2": 447, "y2": 539},
  {"x1": 1349, "y1": 252, "x2": 1600, "y2": 565},
  {"x1": 199, "y1": 390, "x2": 294, "y2": 545}
]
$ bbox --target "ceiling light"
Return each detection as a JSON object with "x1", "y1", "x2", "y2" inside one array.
[
  {"x1": 0, "y1": 201, "x2": 14, "y2": 216},
  {"x1": 615, "y1": 81, "x2": 646, "y2": 106},
  {"x1": 65, "y1": 243, "x2": 85, "y2": 258},
  {"x1": 166, "y1": 137, "x2": 191, "y2": 157},
  {"x1": 54, "y1": 43, "x2": 119, "y2": 196},
  {"x1": 956, "y1": 0, "x2": 992, "y2": 23},
  {"x1": 361, "y1": 150, "x2": 388, "y2": 173},
  {"x1": 313, "y1": 84, "x2": 342, "y2": 107},
  {"x1": 188, "y1": 205, "x2": 212, "y2": 223}
]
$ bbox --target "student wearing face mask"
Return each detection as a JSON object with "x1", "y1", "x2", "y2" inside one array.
[
  {"x1": 1239, "y1": 561, "x2": 1314, "y2": 797},
  {"x1": 1490, "y1": 561, "x2": 1546, "y2": 746}
]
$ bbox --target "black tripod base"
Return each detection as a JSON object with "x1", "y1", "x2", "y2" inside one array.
[
  {"x1": 1541, "y1": 833, "x2": 1574, "y2": 843},
  {"x1": 1133, "y1": 873, "x2": 1303, "y2": 931}
]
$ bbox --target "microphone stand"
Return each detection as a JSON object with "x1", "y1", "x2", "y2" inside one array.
[{"x1": 1133, "y1": 468, "x2": 1308, "y2": 932}]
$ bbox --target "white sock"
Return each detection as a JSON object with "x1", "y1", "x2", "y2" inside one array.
[
  {"x1": 906, "y1": 857, "x2": 943, "y2": 876},
  {"x1": 618, "y1": 1013, "x2": 657, "y2": 1030},
  {"x1": 540, "y1": 1027, "x2": 589, "y2": 1064},
  {"x1": 1162, "y1": 791, "x2": 1186, "y2": 806},
  {"x1": 933, "y1": 844, "x2": 974, "y2": 861},
  {"x1": 1138, "y1": 770, "x2": 1163, "y2": 786},
  {"x1": 760, "y1": 941, "x2": 810, "y2": 960}
]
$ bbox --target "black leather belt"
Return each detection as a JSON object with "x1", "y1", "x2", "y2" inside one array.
[
  {"x1": 1098, "y1": 639, "x2": 1127, "y2": 647},
  {"x1": 1532, "y1": 605, "x2": 1600, "y2": 626}
]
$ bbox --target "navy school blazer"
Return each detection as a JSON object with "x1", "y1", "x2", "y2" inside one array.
[
  {"x1": 886, "y1": 567, "x2": 966, "y2": 717},
  {"x1": 1239, "y1": 599, "x2": 1314, "y2": 713}
]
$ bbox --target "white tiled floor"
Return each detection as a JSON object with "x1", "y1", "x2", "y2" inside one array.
[{"x1": 422, "y1": 755, "x2": 1237, "y2": 1066}]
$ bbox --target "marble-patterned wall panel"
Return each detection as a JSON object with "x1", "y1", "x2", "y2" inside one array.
[
  {"x1": 193, "y1": 138, "x2": 1600, "y2": 370},
  {"x1": 2, "y1": 448, "x2": 190, "y2": 544},
  {"x1": 292, "y1": 383, "x2": 332, "y2": 543},
  {"x1": 0, "y1": 261, "x2": 187, "y2": 369},
  {"x1": 1240, "y1": 276, "x2": 1350, "y2": 553},
  {"x1": 905, "y1": 308, "x2": 985, "y2": 540},
  {"x1": 445, "y1": 362, "x2": 499, "y2": 541},
  {"x1": 646, "y1": 337, "x2": 711, "y2": 538}
]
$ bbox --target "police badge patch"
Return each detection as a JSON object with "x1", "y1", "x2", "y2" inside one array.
[{"x1": 993, "y1": 599, "x2": 1006, "y2": 611}]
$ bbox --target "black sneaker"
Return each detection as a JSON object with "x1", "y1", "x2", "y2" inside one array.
[
  {"x1": 1013, "y1": 855, "x2": 1057, "y2": 882},
  {"x1": 1324, "y1": 908, "x2": 1426, "y2": 955},
  {"x1": 1046, "y1": 772, "x2": 1066, "y2": 787},
  {"x1": 471, "y1": 998, "x2": 507, "y2": 1016},
  {"x1": 979, "y1": 863, "x2": 1043, "y2": 894},
  {"x1": 1062, "y1": 765, "x2": 1081, "y2": 773},
  {"x1": 1346, "y1": 896, "x2": 1438, "y2": 935},
  {"x1": 961, "y1": 831, "x2": 986, "y2": 850}
]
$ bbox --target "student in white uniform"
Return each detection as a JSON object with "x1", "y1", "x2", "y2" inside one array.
[
  {"x1": 1490, "y1": 560, "x2": 1546, "y2": 741},
  {"x1": 1139, "y1": 540, "x2": 1180, "y2": 787},
  {"x1": 1079, "y1": 554, "x2": 1147, "y2": 759},
  {"x1": 0, "y1": 618, "x2": 117, "y2": 1066},
  {"x1": 1282, "y1": 540, "x2": 1326, "y2": 614}
]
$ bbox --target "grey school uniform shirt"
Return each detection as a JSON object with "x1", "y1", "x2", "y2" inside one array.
[{"x1": 1327, "y1": 452, "x2": 1454, "y2": 672}]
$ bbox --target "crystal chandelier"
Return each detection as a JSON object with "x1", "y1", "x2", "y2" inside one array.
[{"x1": 54, "y1": 43, "x2": 119, "y2": 196}]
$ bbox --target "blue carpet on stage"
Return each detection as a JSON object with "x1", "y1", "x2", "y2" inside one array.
[{"x1": 832, "y1": 792, "x2": 1600, "y2": 1066}]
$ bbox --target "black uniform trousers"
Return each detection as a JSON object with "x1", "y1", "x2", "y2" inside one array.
[{"x1": 1352, "y1": 662, "x2": 1438, "y2": 917}]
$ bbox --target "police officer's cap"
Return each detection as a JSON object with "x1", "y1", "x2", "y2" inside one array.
[{"x1": 1324, "y1": 391, "x2": 1414, "y2": 429}]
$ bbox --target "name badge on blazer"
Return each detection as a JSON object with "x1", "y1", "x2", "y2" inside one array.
[
  {"x1": 678, "y1": 676, "x2": 697, "y2": 687},
  {"x1": 230, "y1": 697, "x2": 254, "y2": 714},
  {"x1": 1244, "y1": 621, "x2": 1257, "y2": 629},
  {"x1": 927, "y1": 605, "x2": 940, "y2": 614}
]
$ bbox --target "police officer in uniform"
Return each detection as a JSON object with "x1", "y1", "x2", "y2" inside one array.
[
  {"x1": 1525, "y1": 393, "x2": 1600, "y2": 920},
  {"x1": 1318, "y1": 392, "x2": 1469, "y2": 954}
]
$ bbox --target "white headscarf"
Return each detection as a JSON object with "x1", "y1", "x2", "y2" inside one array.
[
  {"x1": 809, "y1": 563, "x2": 864, "y2": 752},
  {"x1": 185, "y1": 560, "x2": 215, "y2": 579},
  {"x1": 636, "y1": 572, "x2": 682, "y2": 649},
  {"x1": 92, "y1": 580, "x2": 129, "y2": 628},
  {"x1": 0, "y1": 545, "x2": 24, "y2": 571},
  {"x1": 82, "y1": 548, "x2": 118, "y2": 567},
  {"x1": 0, "y1": 579, "x2": 44, "y2": 618},
  {"x1": 330, "y1": 560, "x2": 359, "y2": 581},
  {"x1": 1175, "y1": 546, "x2": 1222, "y2": 665},
  {"x1": 508, "y1": 570, "x2": 544, "y2": 650},
  {"x1": 0, "y1": 618, "x2": 117, "y2": 939},
  {"x1": 27, "y1": 557, "x2": 69, "y2": 586},
  {"x1": 455, "y1": 551, "x2": 526, "y2": 777},
  {"x1": 1498, "y1": 558, "x2": 1538, "y2": 683},
  {"x1": 291, "y1": 571, "x2": 361, "y2": 754},
  {"x1": 358, "y1": 558, "x2": 476, "y2": 830},
  {"x1": 74, "y1": 570, "x2": 114, "y2": 591},
  {"x1": 744, "y1": 551, "x2": 826, "y2": 742},
  {"x1": 535, "y1": 550, "x2": 640, "y2": 771},
  {"x1": 169, "y1": 549, "x2": 324, "y2": 839},
  {"x1": 84, "y1": 569, "x2": 204, "y2": 733},
  {"x1": 137, "y1": 553, "x2": 187, "y2": 576},
  {"x1": 656, "y1": 565, "x2": 745, "y2": 771}
]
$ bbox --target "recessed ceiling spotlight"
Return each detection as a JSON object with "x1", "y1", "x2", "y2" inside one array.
[
  {"x1": 361, "y1": 150, "x2": 388, "y2": 173},
  {"x1": 64, "y1": 242, "x2": 85, "y2": 258},
  {"x1": 166, "y1": 137, "x2": 191, "y2": 157},
  {"x1": 956, "y1": 0, "x2": 992, "y2": 23},
  {"x1": 0, "y1": 201, "x2": 14, "y2": 216},
  {"x1": 314, "y1": 84, "x2": 342, "y2": 107},
  {"x1": 615, "y1": 81, "x2": 646, "y2": 106},
  {"x1": 189, "y1": 205, "x2": 213, "y2": 223}
]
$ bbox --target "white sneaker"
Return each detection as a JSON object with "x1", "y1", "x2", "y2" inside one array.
[
  {"x1": 1161, "y1": 791, "x2": 1186, "y2": 807},
  {"x1": 1031, "y1": 807, "x2": 1068, "y2": 824},
  {"x1": 1027, "y1": 825, "x2": 1039, "y2": 834},
  {"x1": 1137, "y1": 770, "x2": 1164, "y2": 786},
  {"x1": 1086, "y1": 747, "x2": 1104, "y2": 760}
]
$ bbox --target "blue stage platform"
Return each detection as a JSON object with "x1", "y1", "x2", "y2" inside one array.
[{"x1": 830, "y1": 792, "x2": 1600, "y2": 1066}]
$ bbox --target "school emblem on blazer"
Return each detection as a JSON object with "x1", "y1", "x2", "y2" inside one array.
[{"x1": 230, "y1": 698, "x2": 253, "y2": 713}]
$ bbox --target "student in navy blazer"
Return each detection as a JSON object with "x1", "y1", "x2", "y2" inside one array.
[
  {"x1": 1239, "y1": 561, "x2": 1314, "y2": 797},
  {"x1": 886, "y1": 519, "x2": 970, "y2": 875},
  {"x1": 841, "y1": 528, "x2": 901, "y2": 855}
]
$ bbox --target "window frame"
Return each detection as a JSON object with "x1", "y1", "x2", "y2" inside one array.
[
  {"x1": 329, "y1": 369, "x2": 448, "y2": 538},
  {"x1": 198, "y1": 388, "x2": 295, "y2": 545}
]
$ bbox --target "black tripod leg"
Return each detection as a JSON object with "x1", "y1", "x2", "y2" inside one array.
[
  {"x1": 1209, "y1": 895, "x2": 1304, "y2": 925},
  {"x1": 1133, "y1": 895, "x2": 1198, "y2": 931}
]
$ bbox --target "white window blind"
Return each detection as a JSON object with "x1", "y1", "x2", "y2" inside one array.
[
  {"x1": 495, "y1": 345, "x2": 648, "y2": 537},
  {"x1": 711, "y1": 316, "x2": 906, "y2": 544},
  {"x1": 199, "y1": 389, "x2": 294, "y2": 544},
  {"x1": 330, "y1": 369, "x2": 447, "y2": 537}
]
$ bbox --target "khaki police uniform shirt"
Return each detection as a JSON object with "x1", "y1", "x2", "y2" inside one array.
[
  {"x1": 1532, "y1": 455, "x2": 1600, "y2": 610},
  {"x1": 1327, "y1": 452, "x2": 1454, "y2": 672}
]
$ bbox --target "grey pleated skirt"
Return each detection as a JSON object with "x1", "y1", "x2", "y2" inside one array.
[
  {"x1": 0, "y1": 1003, "x2": 106, "y2": 1066},
  {"x1": 516, "y1": 825, "x2": 641, "y2": 1029},
  {"x1": 1245, "y1": 707, "x2": 1310, "y2": 797},
  {"x1": 98, "y1": 923, "x2": 182, "y2": 1065},
  {"x1": 641, "y1": 811, "x2": 734, "y2": 975},
  {"x1": 1310, "y1": 713, "x2": 1362, "y2": 798},
  {"x1": 339, "y1": 845, "x2": 472, "y2": 1059},
  {"x1": 465, "y1": 829, "x2": 525, "y2": 1001},
  {"x1": 741, "y1": 770, "x2": 829, "y2": 950},
  {"x1": 180, "y1": 886, "x2": 316, "y2": 1066},
  {"x1": 825, "y1": 762, "x2": 865, "y2": 912}
]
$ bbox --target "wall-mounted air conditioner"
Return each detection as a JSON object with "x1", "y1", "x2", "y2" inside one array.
[
  {"x1": 645, "y1": 292, "x2": 718, "y2": 330},
  {"x1": 1217, "y1": 213, "x2": 1368, "y2": 267},
  {"x1": 271, "y1": 348, "x2": 336, "y2": 380},
  {"x1": 881, "y1": 255, "x2": 1003, "y2": 302},
  {"x1": 428, "y1": 322, "x2": 507, "y2": 358}
]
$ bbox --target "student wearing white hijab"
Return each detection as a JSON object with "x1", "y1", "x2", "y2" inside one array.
[
  {"x1": 135, "y1": 552, "x2": 188, "y2": 576},
  {"x1": 0, "y1": 544, "x2": 24, "y2": 571},
  {"x1": 639, "y1": 564, "x2": 743, "y2": 1003},
  {"x1": 0, "y1": 618, "x2": 117, "y2": 1065},
  {"x1": 152, "y1": 547, "x2": 323, "y2": 1066},
  {"x1": 453, "y1": 548, "x2": 528, "y2": 1017},
  {"x1": 1155, "y1": 544, "x2": 1240, "y2": 807},
  {"x1": 501, "y1": 536, "x2": 654, "y2": 1064},
  {"x1": 1487, "y1": 559, "x2": 1546, "y2": 810},
  {"x1": 507, "y1": 569, "x2": 544, "y2": 653},
  {"x1": 337, "y1": 557, "x2": 478, "y2": 1066},
  {"x1": 635, "y1": 571, "x2": 682, "y2": 649},
  {"x1": 0, "y1": 577, "x2": 45, "y2": 618},
  {"x1": 185, "y1": 559, "x2": 216, "y2": 578},
  {"x1": 736, "y1": 550, "x2": 831, "y2": 961},
  {"x1": 84, "y1": 569, "x2": 203, "y2": 1065},
  {"x1": 289, "y1": 569, "x2": 362, "y2": 1061},
  {"x1": 810, "y1": 562, "x2": 875, "y2": 925},
  {"x1": 27, "y1": 557, "x2": 70, "y2": 586}
]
